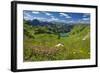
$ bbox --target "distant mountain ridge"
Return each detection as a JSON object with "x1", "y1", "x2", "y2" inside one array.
[
  {"x1": 25, "y1": 19, "x2": 90, "y2": 26},
  {"x1": 24, "y1": 19, "x2": 89, "y2": 35}
]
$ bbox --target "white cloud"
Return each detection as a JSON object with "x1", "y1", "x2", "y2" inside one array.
[
  {"x1": 32, "y1": 11, "x2": 40, "y2": 14},
  {"x1": 32, "y1": 17, "x2": 46, "y2": 21},
  {"x1": 51, "y1": 17, "x2": 59, "y2": 21},
  {"x1": 68, "y1": 20, "x2": 75, "y2": 23},
  {"x1": 45, "y1": 16, "x2": 59, "y2": 22},
  {"x1": 50, "y1": 16, "x2": 59, "y2": 21},
  {"x1": 24, "y1": 16, "x2": 30, "y2": 20},
  {"x1": 24, "y1": 12, "x2": 34, "y2": 20},
  {"x1": 82, "y1": 17, "x2": 90, "y2": 20},
  {"x1": 59, "y1": 13, "x2": 71, "y2": 18},
  {"x1": 45, "y1": 12, "x2": 52, "y2": 16},
  {"x1": 83, "y1": 13, "x2": 90, "y2": 17},
  {"x1": 33, "y1": 16, "x2": 59, "y2": 22},
  {"x1": 78, "y1": 19, "x2": 90, "y2": 24},
  {"x1": 60, "y1": 20, "x2": 66, "y2": 22},
  {"x1": 51, "y1": 16, "x2": 54, "y2": 18}
]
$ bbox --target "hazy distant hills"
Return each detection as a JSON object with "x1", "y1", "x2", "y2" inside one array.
[
  {"x1": 25, "y1": 19, "x2": 90, "y2": 26},
  {"x1": 26, "y1": 19, "x2": 53, "y2": 26}
]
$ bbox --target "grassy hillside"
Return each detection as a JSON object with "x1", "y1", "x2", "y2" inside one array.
[{"x1": 23, "y1": 21, "x2": 90, "y2": 61}]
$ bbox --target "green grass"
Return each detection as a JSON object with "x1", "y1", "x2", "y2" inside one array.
[{"x1": 23, "y1": 23, "x2": 90, "y2": 61}]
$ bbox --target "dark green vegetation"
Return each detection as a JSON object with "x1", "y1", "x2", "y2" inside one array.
[{"x1": 23, "y1": 20, "x2": 90, "y2": 61}]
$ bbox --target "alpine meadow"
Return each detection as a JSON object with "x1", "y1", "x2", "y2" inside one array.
[{"x1": 23, "y1": 11, "x2": 90, "y2": 61}]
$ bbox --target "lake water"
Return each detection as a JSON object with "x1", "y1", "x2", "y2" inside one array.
[{"x1": 60, "y1": 33, "x2": 68, "y2": 37}]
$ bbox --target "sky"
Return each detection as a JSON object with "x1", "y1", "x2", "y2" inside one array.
[{"x1": 23, "y1": 10, "x2": 90, "y2": 24}]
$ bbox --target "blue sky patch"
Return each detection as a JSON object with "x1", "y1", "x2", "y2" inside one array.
[{"x1": 23, "y1": 10, "x2": 90, "y2": 24}]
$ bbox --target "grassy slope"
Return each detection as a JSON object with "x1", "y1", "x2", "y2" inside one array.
[{"x1": 24, "y1": 23, "x2": 90, "y2": 61}]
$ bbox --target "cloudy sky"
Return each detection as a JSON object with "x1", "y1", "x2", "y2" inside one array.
[{"x1": 23, "y1": 10, "x2": 90, "y2": 24}]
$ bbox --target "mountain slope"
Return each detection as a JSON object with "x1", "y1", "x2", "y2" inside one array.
[{"x1": 23, "y1": 20, "x2": 90, "y2": 61}]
